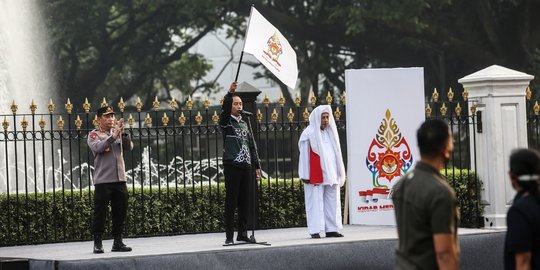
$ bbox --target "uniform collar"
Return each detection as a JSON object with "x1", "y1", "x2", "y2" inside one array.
[
  {"x1": 231, "y1": 114, "x2": 242, "y2": 122},
  {"x1": 415, "y1": 161, "x2": 443, "y2": 177},
  {"x1": 98, "y1": 127, "x2": 111, "y2": 135}
]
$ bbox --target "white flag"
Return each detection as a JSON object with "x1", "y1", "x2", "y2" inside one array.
[{"x1": 243, "y1": 7, "x2": 298, "y2": 89}]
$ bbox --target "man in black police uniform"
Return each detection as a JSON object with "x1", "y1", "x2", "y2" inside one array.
[
  {"x1": 88, "y1": 106, "x2": 133, "y2": 253},
  {"x1": 220, "y1": 81, "x2": 262, "y2": 245}
]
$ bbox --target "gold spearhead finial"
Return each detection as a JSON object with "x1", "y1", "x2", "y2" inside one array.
[
  {"x1": 287, "y1": 108, "x2": 294, "y2": 122},
  {"x1": 39, "y1": 116, "x2": 46, "y2": 130},
  {"x1": 470, "y1": 103, "x2": 477, "y2": 115},
  {"x1": 128, "y1": 114, "x2": 134, "y2": 128},
  {"x1": 310, "y1": 92, "x2": 317, "y2": 106},
  {"x1": 21, "y1": 116, "x2": 28, "y2": 131},
  {"x1": 195, "y1": 111, "x2": 203, "y2": 125},
  {"x1": 212, "y1": 111, "x2": 219, "y2": 125},
  {"x1": 118, "y1": 97, "x2": 125, "y2": 112},
  {"x1": 326, "y1": 91, "x2": 333, "y2": 105},
  {"x1": 170, "y1": 98, "x2": 178, "y2": 110},
  {"x1": 432, "y1": 88, "x2": 439, "y2": 102},
  {"x1": 186, "y1": 96, "x2": 193, "y2": 110},
  {"x1": 462, "y1": 88, "x2": 469, "y2": 101},
  {"x1": 162, "y1": 113, "x2": 169, "y2": 126},
  {"x1": 100, "y1": 98, "x2": 108, "y2": 108},
  {"x1": 136, "y1": 96, "x2": 142, "y2": 112},
  {"x1": 83, "y1": 98, "x2": 91, "y2": 113},
  {"x1": 179, "y1": 112, "x2": 186, "y2": 126},
  {"x1": 278, "y1": 94, "x2": 285, "y2": 107},
  {"x1": 93, "y1": 115, "x2": 99, "y2": 129},
  {"x1": 57, "y1": 116, "x2": 65, "y2": 130},
  {"x1": 271, "y1": 108, "x2": 278, "y2": 123},
  {"x1": 153, "y1": 96, "x2": 160, "y2": 111},
  {"x1": 263, "y1": 94, "x2": 270, "y2": 107},
  {"x1": 30, "y1": 99, "x2": 37, "y2": 114},
  {"x1": 334, "y1": 107, "x2": 341, "y2": 121},
  {"x1": 426, "y1": 104, "x2": 432, "y2": 117},
  {"x1": 447, "y1": 88, "x2": 454, "y2": 102},
  {"x1": 440, "y1": 102, "x2": 447, "y2": 116},
  {"x1": 65, "y1": 98, "x2": 73, "y2": 114},
  {"x1": 203, "y1": 96, "x2": 209, "y2": 110},
  {"x1": 145, "y1": 113, "x2": 152, "y2": 127},
  {"x1": 303, "y1": 108, "x2": 309, "y2": 121},
  {"x1": 455, "y1": 103, "x2": 462, "y2": 117},
  {"x1": 534, "y1": 101, "x2": 540, "y2": 116},
  {"x1": 257, "y1": 109, "x2": 263, "y2": 123},
  {"x1": 2, "y1": 117, "x2": 9, "y2": 131},
  {"x1": 526, "y1": 86, "x2": 532, "y2": 101},
  {"x1": 75, "y1": 115, "x2": 83, "y2": 129},
  {"x1": 48, "y1": 99, "x2": 55, "y2": 113},
  {"x1": 11, "y1": 100, "x2": 18, "y2": 114},
  {"x1": 341, "y1": 92, "x2": 346, "y2": 106},
  {"x1": 294, "y1": 94, "x2": 301, "y2": 107}
]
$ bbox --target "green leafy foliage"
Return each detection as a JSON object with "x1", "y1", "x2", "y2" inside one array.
[
  {"x1": 227, "y1": 0, "x2": 540, "y2": 104},
  {"x1": 441, "y1": 169, "x2": 484, "y2": 228},
  {"x1": 44, "y1": 0, "x2": 233, "y2": 109},
  {"x1": 0, "y1": 173, "x2": 482, "y2": 246}
]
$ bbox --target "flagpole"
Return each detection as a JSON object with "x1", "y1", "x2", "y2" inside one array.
[
  {"x1": 234, "y1": 51, "x2": 245, "y2": 82},
  {"x1": 234, "y1": 5, "x2": 254, "y2": 82}
]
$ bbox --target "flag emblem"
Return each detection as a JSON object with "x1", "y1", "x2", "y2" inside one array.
[{"x1": 264, "y1": 32, "x2": 283, "y2": 68}]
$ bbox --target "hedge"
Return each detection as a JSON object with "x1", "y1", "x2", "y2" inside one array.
[{"x1": 0, "y1": 171, "x2": 482, "y2": 246}]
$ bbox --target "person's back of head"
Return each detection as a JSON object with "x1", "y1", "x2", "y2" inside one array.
[
  {"x1": 509, "y1": 148, "x2": 540, "y2": 202},
  {"x1": 417, "y1": 119, "x2": 451, "y2": 159}
]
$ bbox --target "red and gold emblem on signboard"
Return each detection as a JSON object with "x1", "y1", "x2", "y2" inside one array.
[
  {"x1": 359, "y1": 109, "x2": 413, "y2": 203},
  {"x1": 263, "y1": 32, "x2": 283, "y2": 67}
]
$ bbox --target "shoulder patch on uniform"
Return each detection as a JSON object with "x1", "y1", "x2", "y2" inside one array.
[{"x1": 90, "y1": 131, "x2": 97, "y2": 140}]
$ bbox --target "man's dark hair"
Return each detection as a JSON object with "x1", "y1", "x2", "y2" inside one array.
[
  {"x1": 417, "y1": 119, "x2": 450, "y2": 157},
  {"x1": 509, "y1": 148, "x2": 540, "y2": 203}
]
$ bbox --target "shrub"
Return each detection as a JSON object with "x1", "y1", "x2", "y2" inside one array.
[
  {"x1": 0, "y1": 172, "x2": 482, "y2": 246},
  {"x1": 441, "y1": 169, "x2": 484, "y2": 228}
]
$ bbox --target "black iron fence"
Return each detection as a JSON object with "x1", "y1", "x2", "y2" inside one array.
[
  {"x1": 0, "y1": 88, "x2": 487, "y2": 246},
  {"x1": 526, "y1": 87, "x2": 540, "y2": 149},
  {"x1": 0, "y1": 94, "x2": 348, "y2": 246},
  {"x1": 424, "y1": 88, "x2": 482, "y2": 227}
]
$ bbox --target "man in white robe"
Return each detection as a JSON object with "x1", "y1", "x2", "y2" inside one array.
[{"x1": 298, "y1": 105, "x2": 346, "y2": 238}]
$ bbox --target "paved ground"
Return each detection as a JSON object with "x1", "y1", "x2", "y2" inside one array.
[{"x1": 0, "y1": 225, "x2": 502, "y2": 261}]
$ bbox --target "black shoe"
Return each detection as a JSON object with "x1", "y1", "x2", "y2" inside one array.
[
  {"x1": 93, "y1": 235, "x2": 104, "y2": 254},
  {"x1": 310, "y1": 233, "x2": 321, "y2": 239},
  {"x1": 236, "y1": 234, "x2": 251, "y2": 242},
  {"x1": 224, "y1": 239, "x2": 234, "y2": 245},
  {"x1": 325, "y1": 232, "x2": 344, "y2": 238},
  {"x1": 111, "y1": 236, "x2": 132, "y2": 252}
]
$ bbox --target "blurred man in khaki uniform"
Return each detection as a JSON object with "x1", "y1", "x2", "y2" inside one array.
[{"x1": 393, "y1": 119, "x2": 459, "y2": 270}]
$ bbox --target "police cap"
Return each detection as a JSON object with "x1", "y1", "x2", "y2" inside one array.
[{"x1": 96, "y1": 106, "x2": 115, "y2": 117}]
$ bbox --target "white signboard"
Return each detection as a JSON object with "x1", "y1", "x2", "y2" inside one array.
[{"x1": 345, "y1": 68, "x2": 425, "y2": 225}]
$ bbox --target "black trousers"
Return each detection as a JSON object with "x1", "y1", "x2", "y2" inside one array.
[
  {"x1": 224, "y1": 164, "x2": 251, "y2": 240},
  {"x1": 93, "y1": 182, "x2": 128, "y2": 236}
]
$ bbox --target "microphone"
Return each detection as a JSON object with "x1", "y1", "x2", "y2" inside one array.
[{"x1": 241, "y1": 110, "x2": 253, "y2": 116}]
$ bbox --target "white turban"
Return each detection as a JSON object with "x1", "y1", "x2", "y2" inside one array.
[{"x1": 299, "y1": 105, "x2": 346, "y2": 186}]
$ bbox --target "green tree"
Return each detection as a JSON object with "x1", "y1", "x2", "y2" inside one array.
[
  {"x1": 45, "y1": 0, "x2": 233, "y2": 110},
  {"x1": 228, "y1": 0, "x2": 540, "y2": 104}
]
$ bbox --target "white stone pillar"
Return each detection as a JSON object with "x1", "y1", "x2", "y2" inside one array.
[{"x1": 458, "y1": 65, "x2": 533, "y2": 228}]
